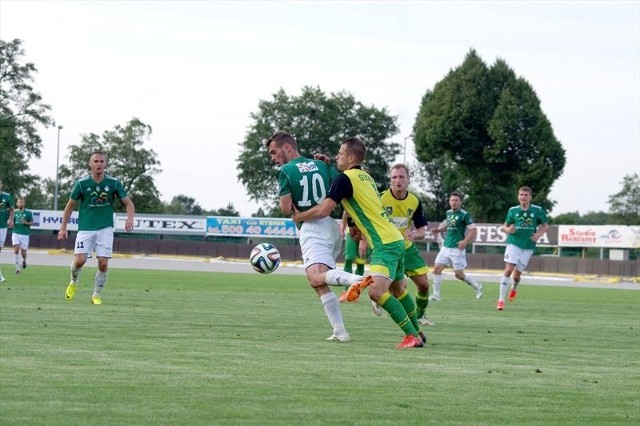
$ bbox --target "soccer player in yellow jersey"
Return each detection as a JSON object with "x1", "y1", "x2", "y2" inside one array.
[{"x1": 294, "y1": 137, "x2": 424, "y2": 349}]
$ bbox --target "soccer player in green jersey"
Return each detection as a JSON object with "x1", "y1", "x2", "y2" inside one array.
[
  {"x1": 497, "y1": 186, "x2": 549, "y2": 310},
  {"x1": 266, "y1": 131, "x2": 365, "y2": 342},
  {"x1": 0, "y1": 180, "x2": 15, "y2": 283},
  {"x1": 11, "y1": 197, "x2": 33, "y2": 274},
  {"x1": 430, "y1": 191, "x2": 484, "y2": 301},
  {"x1": 58, "y1": 151, "x2": 135, "y2": 305},
  {"x1": 293, "y1": 137, "x2": 424, "y2": 349}
]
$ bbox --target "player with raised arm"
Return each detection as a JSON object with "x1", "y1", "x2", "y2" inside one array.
[{"x1": 266, "y1": 131, "x2": 364, "y2": 342}]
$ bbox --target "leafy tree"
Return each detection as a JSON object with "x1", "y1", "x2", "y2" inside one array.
[
  {"x1": 237, "y1": 86, "x2": 400, "y2": 214},
  {"x1": 607, "y1": 173, "x2": 640, "y2": 225},
  {"x1": 209, "y1": 202, "x2": 240, "y2": 217},
  {"x1": 165, "y1": 195, "x2": 204, "y2": 215},
  {"x1": 414, "y1": 49, "x2": 566, "y2": 222},
  {"x1": 0, "y1": 38, "x2": 55, "y2": 192},
  {"x1": 58, "y1": 118, "x2": 163, "y2": 213}
]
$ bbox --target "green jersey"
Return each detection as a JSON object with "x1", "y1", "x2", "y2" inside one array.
[
  {"x1": 443, "y1": 208, "x2": 474, "y2": 248},
  {"x1": 0, "y1": 191, "x2": 14, "y2": 229},
  {"x1": 504, "y1": 204, "x2": 548, "y2": 250},
  {"x1": 70, "y1": 175, "x2": 128, "y2": 231},
  {"x1": 277, "y1": 157, "x2": 337, "y2": 212},
  {"x1": 13, "y1": 209, "x2": 33, "y2": 235}
]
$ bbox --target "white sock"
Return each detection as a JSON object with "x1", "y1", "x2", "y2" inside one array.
[
  {"x1": 93, "y1": 270, "x2": 108, "y2": 296},
  {"x1": 433, "y1": 274, "x2": 442, "y2": 297},
  {"x1": 15, "y1": 254, "x2": 21, "y2": 270},
  {"x1": 320, "y1": 292, "x2": 346, "y2": 332},
  {"x1": 499, "y1": 276, "x2": 510, "y2": 302},
  {"x1": 325, "y1": 269, "x2": 361, "y2": 286},
  {"x1": 70, "y1": 262, "x2": 82, "y2": 284},
  {"x1": 464, "y1": 274, "x2": 481, "y2": 290}
]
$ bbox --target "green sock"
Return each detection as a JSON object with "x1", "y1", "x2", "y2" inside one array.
[
  {"x1": 381, "y1": 293, "x2": 418, "y2": 336},
  {"x1": 355, "y1": 262, "x2": 365, "y2": 275},
  {"x1": 343, "y1": 259, "x2": 353, "y2": 274},
  {"x1": 415, "y1": 291, "x2": 429, "y2": 318},
  {"x1": 397, "y1": 290, "x2": 421, "y2": 333}
]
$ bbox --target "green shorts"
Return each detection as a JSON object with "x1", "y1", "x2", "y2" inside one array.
[
  {"x1": 369, "y1": 240, "x2": 405, "y2": 281},
  {"x1": 404, "y1": 244, "x2": 428, "y2": 277},
  {"x1": 344, "y1": 235, "x2": 370, "y2": 262}
]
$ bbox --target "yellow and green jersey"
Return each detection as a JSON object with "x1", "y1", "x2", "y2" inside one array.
[
  {"x1": 0, "y1": 191, "x2": 14, "y2": 229},
  {"x1": 327, "y1": 167, "x2": 402, "y2": 249},
  {"x1": 380, "y1": 189, "x2": 427, "y2": 249},
  {"x1": 70, "y1": 175, "x2": 128, "y2": 231}
]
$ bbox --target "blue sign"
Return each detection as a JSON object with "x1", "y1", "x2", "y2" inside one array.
[{"x1": 206, "y1": 216, "x2": 298, "y2": 238}]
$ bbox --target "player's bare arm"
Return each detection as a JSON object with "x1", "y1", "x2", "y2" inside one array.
[
  {"x1": 122, "y1": 197, "x2": 136, "y2": 232},
  {"x1": 531, "y1": 223, "x2": 549, "y2": 242},
  {"x1": 57, "y1": 199, "x2": 77, "y2": 240},
  {"x1": 459, "y1": 225, "x2": 477, "y2": 249}
]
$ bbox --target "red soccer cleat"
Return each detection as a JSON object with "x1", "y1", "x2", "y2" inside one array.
[
  {"x1": 496, "y1": 300, "x2": 505, "y2": 311},
  {"x1": 508, "y1": 289, "x2": 517, "y2": 302},
  {"x1": 396, "y1": 334, "x2": 424, "y2": 349}
]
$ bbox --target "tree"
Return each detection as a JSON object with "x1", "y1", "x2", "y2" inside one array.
[
  {"x1": 165, "y1": 195, "x2": 204, "y2": 216},
  {"x1": 0, "y1": 38, "x2": 55, "y2": 192},
  {"x1": 237, "y1": 86, "x2": 400, "y2": 213},
  {"x1": 608, "y1": 173, "x2": 640, "y2": 225},
  {"x1": 413, "y1": 49, "x2": 566, "y2": 222},
  {"x1": 58, "y1": 118, "x2": 163, "y2": 213},
  {"x1": 209, "y1": 203, "x2": 240, "y2": 217}
]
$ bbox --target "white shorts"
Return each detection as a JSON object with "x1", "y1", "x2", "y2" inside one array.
[
  {"x1": 503, "y1": 244, "x2": 533, "y2": 272},
  {"x1": 11, "y1": 233, "x2": 30, "y2": 250},
  {"x1": 435, "y1": 246, "x2": 468, "y2": 271},
  {"x1": 0, "y1": 228, "x2": 6, "y2": 247},
  {"x1": 298, "y1": 216, "x2": 342, "y2": 269},
  {"x1": 74, "y1": 228, "x2": 114, "y2": 258}
]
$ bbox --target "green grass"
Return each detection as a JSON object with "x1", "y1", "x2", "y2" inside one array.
[{"x1": 1, "y1": 266, "x2": 639, "y2": 425}]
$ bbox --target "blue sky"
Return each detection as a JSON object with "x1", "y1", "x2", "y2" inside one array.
[{"x1": 1, "y1": 1, "x2": 638, "y2": 217}]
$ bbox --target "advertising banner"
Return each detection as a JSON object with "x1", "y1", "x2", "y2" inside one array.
[
  {"x1": 558, "y1": 225, "x2": 640, "y2": 248},
  {"x1": 30, "y1": 209, "x2": 79, "y2": 231},
  {"x1": 206, "y1": 216, "x2": 298, "y2": 238},
  {"x1": 114, "y1": 213, "x2": 207, "y2": 235}
]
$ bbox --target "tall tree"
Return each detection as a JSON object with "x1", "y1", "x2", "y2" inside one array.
[
  {"x1": 165, "y1": 195, "x2": 204, "y2": 216},
  {"x1": 0, "y1": 38, "x2": 55, "y2": 192},
  {"x1": 608, "y1": 173, "x2": 640, "y2": 224},
  {"x1": 414, "y1": 50, "x2": 566, "y2": 222},
  {"x1": 57, "y1": 118, "x2": 163, "y2": 213},
  {"x1": 237, "y1": 86, "x2": 400, "y2": 212}
]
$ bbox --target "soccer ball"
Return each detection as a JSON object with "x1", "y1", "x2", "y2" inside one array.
[{"x1": 249, "y1": 243, "x2": 281, "y2": 274}]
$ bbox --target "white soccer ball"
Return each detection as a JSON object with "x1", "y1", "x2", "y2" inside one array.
[{"x1": 249, "y1": 243, "x2": 281, "y2": 274}]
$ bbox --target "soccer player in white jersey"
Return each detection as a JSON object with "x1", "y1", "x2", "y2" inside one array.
[{"x1": 266, "y1": 131, "x2": 364, "y2": 342}]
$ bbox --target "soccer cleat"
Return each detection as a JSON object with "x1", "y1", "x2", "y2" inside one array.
[
  {"x1": 15, "y1": 270, "x2": 21, "y2": 274},
  {"x1": 475, "y1": 284, "x2": 484, "y2": 300},
  {"x1": 343, "y1": 275, "x2": 374, "y2": 303},
  {"x1": 496, "y1": 300, "x2": 505, "y2": 311},
  {"x1": 0, "y1": 275, "x2": 5, "y2": 283},
  {"x1": 396, "y1": 335, "x2": 424, "y2": 349},
  {"x1": 508, "y1": 288, "x2": 517, "y2": 302},
  {"x1": 371, "y1": 300, "x2": 384, "y2": 316},
  {"x1": 418, "y1": 316, "x2": 435, "y2": 326},
  {"x1": 65, "y1": 282, "x2": 77, "y2": 301},
  {"x1": 428, "y1": 294, "x2": 440, "y2": 302},
  {"x1": 22, "y1": 261, "x2": 27, "y2": 269},
  {"x1": 418, "y1": 331, "x2": 427, "y2": 343},
  {"x1": 91, "y1": 295, "x2": 103, "y2": 305},
  {"x1": 326, "y1": 331, "x2": 350, "y2": 342}
]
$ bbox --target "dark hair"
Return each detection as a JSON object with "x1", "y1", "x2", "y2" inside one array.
[
  {"x1": 450, "y1": 191, "x2": 463, "y2": 200},
  {"x1": 341, "y1": 137, "x2": 366, "y2": 162},
  {"x1": 266, "y1": 131, "x2": 297, "y2": 150},
  {"x1": 518, "y1": 186, "x2": 532, "y2": 195}
]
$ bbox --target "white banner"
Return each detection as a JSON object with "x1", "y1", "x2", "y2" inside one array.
[
  {"x1": 115, "y1": 213, "x2": 207, "y2": 235},
  {"x1": 31, "y1": 210, "x2": 79, "y2": 231},
  {"x1": 558, "y1": 225, "x2": 640, "y2": 248}
]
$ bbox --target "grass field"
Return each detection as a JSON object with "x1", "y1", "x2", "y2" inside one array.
[{"x1": 1, "y1": 265, "x2": 639, "y2": 425}]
